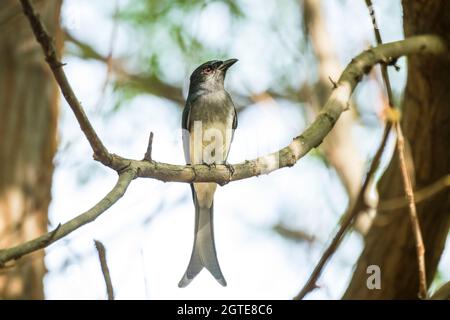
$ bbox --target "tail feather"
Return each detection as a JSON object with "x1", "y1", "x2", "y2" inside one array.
[{"x1": 178, "y1": 188, "x2": 226, "y2": 287}]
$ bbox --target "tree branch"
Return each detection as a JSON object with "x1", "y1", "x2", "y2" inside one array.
[
  {"x1": 19, "y1": 0, "x2": 112, "y2": 165},
  {"x1": 14, "y1": 0, "x2": 447, "y2": 273},
  {"x1": 21, "y1": 0, "x2": 447, "y2": 185},
  {"x1": 0, "y1": 169, "x2": 135, "y2": 267},
  {"x1": 62, "y1": 30, "x2": 342, "y2": 110},
  {"x1": 105, "y1": 34, "x2": 445, "y2": 186},
  {"x1": 293, "y1": 123, "x2": 392, "y2": 300},
  {"x1": 294, "y1": 4, "x2": 447, "y2": 299},
  {"x1": 143, "y1": 131, "x2": 154, "y2": 162},
  {"x1": 365, "y1": 0, "x2": 427, "y2": 299},
  {"x1": 395, "y1": 122, "x2": 427, "y2": 299},
  {"x1": 63, "y1": 29, "x2": 187, "y2": 105},
  {"x1": 273, "y1": 223, "x2": 316, "y2": 243},
  {"x1": 378, "y1": 174, "x2": 450, "y2": 211},
  {"x1": 94, "y1": 240, "x2": 115, "y2": 300}
]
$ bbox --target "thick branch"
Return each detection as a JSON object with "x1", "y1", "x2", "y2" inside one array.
[
  {"x1": 13, "y1": 0, "x2": 447, "y2": 272},
  {"x1": 342, "y1": 1, "x2": 450, "y2": 299},
  {"x1": 20, "y1": 0, "x2": 447, "y2": 185},
  {"x1": 0, "y1": 169, "x2": 135, "y2": 267},
  {"x1": 106, "y1": 35, "x2": 446, "y2": 185},
  {"x1": 294, "y1": 30, "x2": 445, "y2": 301}
]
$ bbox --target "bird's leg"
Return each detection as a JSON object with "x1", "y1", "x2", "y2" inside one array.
[{"x1": 223, "y1": 161, "x2": 235, "y2": 178}]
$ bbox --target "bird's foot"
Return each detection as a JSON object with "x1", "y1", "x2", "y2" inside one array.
[
  {"x1": 224, "y1": 161, "x2": 235, "y2": 177},
  {"x1": 202, "y1": 162, "x2": 216, "y2": 170}
]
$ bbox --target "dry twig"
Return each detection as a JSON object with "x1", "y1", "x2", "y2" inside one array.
[
  {"x1": 94, "y1": 240, "x2": 115, "y2": 300},
  {"x1": 3, "y1": 0, "x2": 445, "y2": 273},
  {"x1": 378, "y1": 174, "x2": 450, "y2": 211},
  {"x1": 365, "y1": 0, "x2": 427, "y2": 299},
  {"x1": 143, "y1": 132, "x2": 154, "y2": 162},
  {"x1": 293, "y1": 124, "x2": 391, "y2": 300},
  {"x1": 0, "y1": 170, "x2": 135, "y2": 266}
]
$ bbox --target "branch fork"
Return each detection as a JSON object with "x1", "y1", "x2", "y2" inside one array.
[{"x1": 1, "y1": 0, "x2": 446, "y2": 275}]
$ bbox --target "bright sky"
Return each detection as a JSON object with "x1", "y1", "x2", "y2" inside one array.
[{"x1": 43, "y1": 0, "x2": 450, "y2": 299}]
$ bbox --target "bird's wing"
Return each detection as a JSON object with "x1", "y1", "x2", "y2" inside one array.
[
  {"x1": 224, "y1": 91, "x2": 238, "y2": 131},
  {"x1": 232, "y1": 103, "x2": 238, "y2": 130},
  {"x1": 223, "y1": 92, "x2": 238, "y2": 160},
  {"x1": 182, "y1": 100, "x2": 192, "y2": 164}
]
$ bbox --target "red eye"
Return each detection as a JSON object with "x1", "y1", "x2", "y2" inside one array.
[{"x1": 203, "y1": 67, "x2": 212, "y2": 74}]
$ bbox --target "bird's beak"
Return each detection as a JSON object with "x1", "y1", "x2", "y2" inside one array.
[{"x1": 218, "y1": 58, "x2": 238, "y2": 72}]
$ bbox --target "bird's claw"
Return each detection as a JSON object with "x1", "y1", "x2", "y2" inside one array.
[
  {"x1": 224, "y1": 162, "x2": 235, "y2": 176},
  {"x1": 202, "y1": 162, "x2": 216, "y2": 170}
]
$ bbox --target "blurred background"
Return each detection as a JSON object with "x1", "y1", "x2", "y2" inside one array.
[{"x1": 0, "y1": 0, "x2": 449, "y2": 299}]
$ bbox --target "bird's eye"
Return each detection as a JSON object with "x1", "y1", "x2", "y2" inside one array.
[{"x1": 203, "y1": 66, "x2": 213, "y2": 74}]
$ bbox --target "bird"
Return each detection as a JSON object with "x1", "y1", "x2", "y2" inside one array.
[{"x1": 179, "y1": 59, "x2": 238, "y2": 287}]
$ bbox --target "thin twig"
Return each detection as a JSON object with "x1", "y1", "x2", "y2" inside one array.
[
  {"x1": 293, "y1": 124, "x2": 392, "y2": 300},
  {"x1": 328, "y1": 76, "x2": 337, "y2": 89},
  {"x1": 293, "y1": 0, "x2": 429, "y2": 301},
  {"x1": 395, "y1": 123, "x2": 427, "y2": 298},
  {"x1": 378, "y1": 174, "x2": 450, "y2": 211},
  {"x1": 19, "y1": 0, "x2": 111, "y2": 165},
  {"x1": 14, "y1": 0, "x2": 447, "y2": 271},
  {"x1": 107, "y1": 35, "x2": 444, "y2": 185},
  {"x1": 94, "y1": 240, "x2": 115, "y2": 300},
  {"x1": 144, "y1": 132, "x2": 154, "y2": 162},
  {"x1": 0, "y1": 170, "x2": 135, "y2": 267},
  {"x1": 365, "y1": 0, "x2": 428, "y2": 299},
  {"x1": 19, "y1": 0, "x2": 447, "y2": 186},
  {"x1": 365, "y1": 0, "x2": 394, "y2": 106},
  {"x1": 273, "y1": 223, "x2": 316, "y2": 243}
]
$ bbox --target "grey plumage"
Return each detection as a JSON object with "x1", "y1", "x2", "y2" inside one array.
[{"x1": 179, "y1": 59, "x2": 238, "y2": 288}]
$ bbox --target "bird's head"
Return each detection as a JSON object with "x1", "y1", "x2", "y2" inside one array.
[{"x1": 188, "y1": 58, "x2": 238, "y2": 94}]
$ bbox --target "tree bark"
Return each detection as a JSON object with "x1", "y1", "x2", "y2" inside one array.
[
  {"x1": 0, "y1": 0, "x2": 61, "y2": 299},
  {"x1": 343, "y1": 0, "x2": 450, "y2": 299}
]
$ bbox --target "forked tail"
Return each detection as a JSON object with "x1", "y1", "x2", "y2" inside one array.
[{"x1": 178, "y1": 196, "x2": 226, "y2": 287}]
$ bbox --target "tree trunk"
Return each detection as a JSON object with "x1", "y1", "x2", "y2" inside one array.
[
  {"x1": 0, "y1": 0, "x2": 61, "y2": 299},
  {"x1": 343, "y1": 0, "x2": 450, "y2": 299}
]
